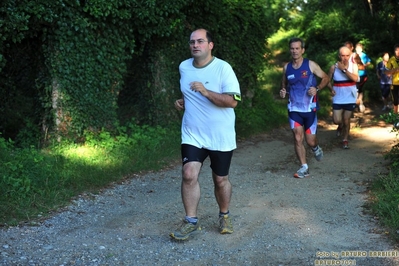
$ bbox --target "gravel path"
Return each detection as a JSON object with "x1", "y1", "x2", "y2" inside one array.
[{"x1": 1, "y1": 107, "x2": 399, "y2": 266}]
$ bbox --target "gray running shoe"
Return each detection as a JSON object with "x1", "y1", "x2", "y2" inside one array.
[
  {"x1": 170, "y1": 219, "x2": 201, "y2": 241},
  {"x1": 294, "y1": 166, "x2": 309, "y2": 178},
  {"x1": 314, "y1": 146, "x2": 323, "y2": 161},
  {"x1": 218, "y1": 214, "x2": 233, "y2": 234}
]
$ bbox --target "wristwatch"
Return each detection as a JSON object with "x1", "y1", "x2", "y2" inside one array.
[{"x1": 341, "y1": 69, "x2": 347, "y2": 73}]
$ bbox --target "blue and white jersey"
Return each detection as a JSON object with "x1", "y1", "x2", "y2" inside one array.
[{"x1": 285, "y1": 58, "x2": 318, "y2": 112}]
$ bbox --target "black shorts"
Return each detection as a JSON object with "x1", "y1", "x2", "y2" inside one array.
[
  {"x1": 333, "y1": 103, "x2": 356, "y2": 111},
  {"x1": 380, "y1": 84, "x2": 391, "y2": 99},
  {"x1": 181, "y1": 144, "x2": 233, "y2": 176}
]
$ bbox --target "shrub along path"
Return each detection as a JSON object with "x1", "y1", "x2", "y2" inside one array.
[{"x1": 1, "y1": 104, "x2": 398, "y2": 265}]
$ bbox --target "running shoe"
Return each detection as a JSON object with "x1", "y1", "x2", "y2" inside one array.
[
  {"x1": 343, "y1": 140, "x2": 349, "y2": 149},
  {"x1": 336, "y1": 125, "x2": 342, "y2": 137},
  {"x1": 359, "y1": 104, "x2": 365, "y2": 113},
  {"x1": 218, "y1": 214, "x2": 233, "y2": 234},
  {"x1": 293, "y1": 166, "x2": 309, "y2": 178},
  {"x1": 313, "y1": 146, "x2": 323, "y2": 161},
  {"x1": 170, "y1": 219, "x2": 201, "y2": 240}
]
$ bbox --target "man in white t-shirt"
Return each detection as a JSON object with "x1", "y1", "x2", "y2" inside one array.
[
  {"x1": 170, "y1": 28, "x2": 241, "y2": 241},
  {"x1": 328, "y1": 46, "x2": 359, "y2": 149}
]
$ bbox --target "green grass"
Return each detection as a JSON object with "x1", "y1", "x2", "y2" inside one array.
[
  {"x1": 0, "y1": 124, "x2": 181, "y2": 225},
  {"x1": 235, "y1": 65, "x2": 287, "y2": 138},
  {"x1": 367, "y1": 112, "x2": 399, "y2": 242},
  {"x1": 369, "y1": 171, "x2": 399, "y2": 242}
]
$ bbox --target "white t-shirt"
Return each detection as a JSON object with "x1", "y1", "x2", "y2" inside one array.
[{"x1": 179, "y1": 57, "x2": 240, "y2": 151}]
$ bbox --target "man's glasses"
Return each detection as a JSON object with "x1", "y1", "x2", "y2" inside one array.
[{"x1": 188, "y1": 39, "x2": 209, "y2": 46}]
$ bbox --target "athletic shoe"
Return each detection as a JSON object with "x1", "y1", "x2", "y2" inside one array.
[
  {"x1": 359, "y1": 104, "x2": 365, "y2": 113},
  {"x1": 313, "y1": 146, "x2": 323, "y2": 161},
  {"x1": 336, "y1": 125, "x2": 342, "y2": 137},
  {"x1": 219, "y1": 214, "x2": 233, "y2": 234},
  {"x1": 293, "y1": 166, "x2": 309, "y2": 178},
  {"x1": 343, "y1": 140, "x2": 349, "y2": 149},
  {"x1": 170, "y1": 219, "x2": 201, "y2": 240}
]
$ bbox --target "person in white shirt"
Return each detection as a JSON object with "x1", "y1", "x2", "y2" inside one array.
[
  {"x1": 328, "y1": 46, "x2": 359, "y2": 149},
  {"x1": 170, "y1": 28, "x2": 241, "y2": 241}
]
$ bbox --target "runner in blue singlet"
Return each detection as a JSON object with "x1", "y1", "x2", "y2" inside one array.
[{"x1": 279, "y1": 37, "x2": 329, "y2": 179}]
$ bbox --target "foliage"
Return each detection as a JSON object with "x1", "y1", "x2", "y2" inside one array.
[
  {"x1": 1, "y1": 0, "x2": 399, "y2": 235},
  {"x1": 380, "y1": 112, "x2": 399, "y2": 166},
  {"x1": 0, "y1": 0, "x2": 279, "y2": 145},
  {"x1": 0, "y1": 0, "x2": 135, "y2": 143},
  {"x1": 367, "y1": 112, "x2": 399, "y2": 241},
  {"x1": 1, "y1": 0, "x2": 398, "y2": 144},
  {"x1": 43, "y1": 1, "x2": 138, "y2": 138},
  {"x1": 369, "y1": 172, "x2": 399, "y2": 242},
  {"x1": 0, "y1": 124, "x2": 180, "y2": 225},
  {"x1": 235, "y1": 88, "x2": 286, "y2": 138},
  {"x1": 279, "y1": 0, "x2": 399, "y2": 68},
  {"x1": 119, "y1": 0, "x2": 280, "y2": 126}
]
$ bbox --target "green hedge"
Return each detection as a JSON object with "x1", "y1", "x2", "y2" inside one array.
[{"x1": 0, "y1": 0, "x2": 279, "y2": 146}]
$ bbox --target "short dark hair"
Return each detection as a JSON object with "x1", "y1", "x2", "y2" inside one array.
[
  {"x1": 394, "y1": 43, "x2": 399, "y2": 50},
  {"x1": 289, "y1": 37, "x2": 305, "y2": 48},
  {"x1": 205, "y1": 30, "x2": 213, "y2": 43},
  {"x1": 193, "y1": 28, "x2": 213, "y2": 43}
]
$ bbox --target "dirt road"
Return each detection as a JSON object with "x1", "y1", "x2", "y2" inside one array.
[{"x1": 1, "y1": 105, "x2": 399, "y2": 266}]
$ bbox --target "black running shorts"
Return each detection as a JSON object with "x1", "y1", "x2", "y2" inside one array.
[{"x1": 181, "y1": 144, "x2": 233, "y2": 176}]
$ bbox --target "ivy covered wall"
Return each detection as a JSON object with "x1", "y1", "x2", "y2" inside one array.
[{"x1": 0, "y1": 0, "x2": 278, "y2": 145}]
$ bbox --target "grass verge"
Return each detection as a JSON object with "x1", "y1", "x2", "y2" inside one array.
[
  {"x1": 0, "y1": 123, "x2": 181, "y2": 226},
  {"x1": 369, "y1": 171, "x2": 399, "y2": 242}
]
